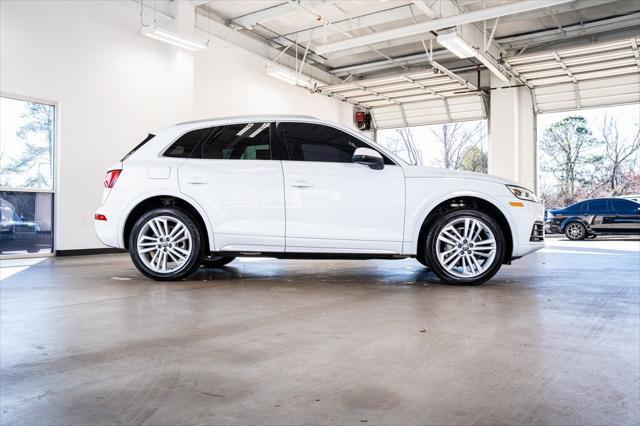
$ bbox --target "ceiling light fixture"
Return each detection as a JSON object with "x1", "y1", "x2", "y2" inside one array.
[
  {"x1": 141, "y1": 26, "x2": 208, "y2": 51},
  {"x1": 266, "y1": 64, "x2": 324, "y2": 89},
  {"x1": 436, "y1": 33, "x2": 477, "y2": 59},
  {"x1": 437, "y1": 32, "x2": 510, "y2": 83}
]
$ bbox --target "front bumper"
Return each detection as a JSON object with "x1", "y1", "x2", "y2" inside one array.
[{"x1": 504, "y1": 198, "x2": 545, "y2": 258}]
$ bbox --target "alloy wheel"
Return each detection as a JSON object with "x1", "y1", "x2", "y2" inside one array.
[
  {"x1": 136, "y1": 215, "x2": 193, "y2": 274},
  {"x1": 435, "y1": 217, "x2": 497, "y2": 278},
  {"x1": 566, "y1": 223, "x2": 584, "y2": 239}
]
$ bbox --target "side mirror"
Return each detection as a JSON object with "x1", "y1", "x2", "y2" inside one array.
[{"x1": 353, "y1": 147, "x2": 384, "y2": 170}]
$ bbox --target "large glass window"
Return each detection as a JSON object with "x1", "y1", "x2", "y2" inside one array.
[
  {"x1": 279, "y1": 122, "x2": 392, "y2": 164},
  {"x1": 0, "y1": 96, "x2": 55, "y2": 256}
]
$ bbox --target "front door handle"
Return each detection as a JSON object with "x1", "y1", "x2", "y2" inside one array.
[{"x1": 291, "y1": 180, "x2": 313, "y2": 188}]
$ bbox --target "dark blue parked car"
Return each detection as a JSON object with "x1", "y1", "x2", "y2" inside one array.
[{"x1": 546, "y1": 198, "x2": 640, "y2": 240}]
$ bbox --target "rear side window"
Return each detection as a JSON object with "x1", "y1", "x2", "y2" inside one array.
[
  {"x1": 121, "y1": 133, "x2": 155, "y2": 161},
  {"x1": 198, "y1": 123, "x2": 271, "y2": 160},
  {"x1": 164, "y1": 128, "x2": 213, "y2": 158},
  {"x1": 612, "y1": 199, "x2": 640, "y2": 213},
  {"x1": 586, "y1": 199, "x2": 610, "y2": 212}
]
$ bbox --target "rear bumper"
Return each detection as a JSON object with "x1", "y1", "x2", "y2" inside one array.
[{"x1": 94, "y1": 217, "x2": 119, "y2": 248}]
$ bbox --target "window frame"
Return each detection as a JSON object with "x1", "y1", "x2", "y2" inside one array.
[
  {"x1": 274, "y1": 120, "x2": 398, "y2": 166},
  {"x1": 0, "y1": 92, "x2": 58, "y2": 258}
]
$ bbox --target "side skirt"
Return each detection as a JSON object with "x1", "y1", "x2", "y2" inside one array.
[{"x1": 212, "y1": 251, "x2": 412, "y2": 260}]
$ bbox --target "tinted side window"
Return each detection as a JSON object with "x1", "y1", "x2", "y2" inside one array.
[
  {"x1": 199, "y1": 123, "x2": 271, "y2": 160},
  {"x1": 164, "y1": 128, "x2": 212, "y2": 158},
  {"x1": 587, "y1": 199, "x2": 610, "y2": 212},
  {"x1": 279, "y1": 122, "x2": 393, "y2": 164},
  {"x1": 612, "y1": 199, "x2": 640, "y2": 213},
  {"x1": 568, "y1": 201, "x2": 586, "y2": 212}
]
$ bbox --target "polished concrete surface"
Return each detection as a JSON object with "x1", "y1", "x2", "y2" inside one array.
[{"x1": 1, "y1": 237, "x2": 639, "y2": 426}]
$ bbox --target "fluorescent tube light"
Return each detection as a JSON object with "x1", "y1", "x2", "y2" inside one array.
[
  {"x1": 437, "y1": 33, "x2": 477, "y2": 59},
  {"x1": 266, "y1": 64, "x2": 324, "y2": 89},
  {"x1": 437, "y1": 32, "x2": 510, "y2": 83},
  {"x1": 141, "y1": 26, "x2": 208, "y2": 51}
]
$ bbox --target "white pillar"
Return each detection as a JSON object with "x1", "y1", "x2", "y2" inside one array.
[{"x1": 488, "y1": 81, "x2": 537, "y2": 191}]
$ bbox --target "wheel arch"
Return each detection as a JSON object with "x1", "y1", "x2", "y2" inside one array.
[
  {"x1": 120, "y1": 193, "x2": 214, "y2": 251},
  {"x1": 414, "y1": 194, "x2": 514, "y2": 265},
  {"x1": 560, "y1": 216, "x2": 590, "y2": 231}
]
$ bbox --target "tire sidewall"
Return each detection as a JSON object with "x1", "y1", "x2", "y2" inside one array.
[
  {"x1": 202, "y1": 256, "x2": 235, "y2": 268},
  {"x1": 425, "y1": 209, "x2": 505, "y2": 285},
  {"x1": 129, "y1": 208, "x2": 204, "y2": 281}
]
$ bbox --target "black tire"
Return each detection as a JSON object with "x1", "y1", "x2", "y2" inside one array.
[
  {"x1": 425, "y1": 209, "x2": 505, "y2": 285},
  {"x1": 564, "y1": 221, "x2": 587, "y2": 240},
  {"x1": 202, "y1": 255, "x2": 235, "y2": 268},
  {"x1": 416, "y1": 255, "x2": 429, "y2": 268},
  {"x1": 129, "y1": 207, "x2": 205, "y2": 281}
]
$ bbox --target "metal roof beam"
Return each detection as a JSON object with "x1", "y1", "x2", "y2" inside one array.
[
  {"x1": 229, "y1": 2, "x2": 295, "y2": 30},
  {"x1": 412, "y1": 0, "x2": 438, "y2": 19},
  {"x1": 314, "y1": 0, "x2": 574, "y2": 55},
  {"x1": 267, "y1": 6, "x2": 419, "y2": 48}
]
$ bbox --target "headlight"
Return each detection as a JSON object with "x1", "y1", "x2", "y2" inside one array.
[{"x1": 506, "y1": 185, "x2": 540, "y2": 203}]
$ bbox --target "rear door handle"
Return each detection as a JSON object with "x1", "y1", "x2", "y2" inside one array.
[
  {"x1": 291, "y1": 179, "x2": 313, "y2": 188},
  {"x1": 186, "y1": 179, "x2": 209, "y2": 185}
]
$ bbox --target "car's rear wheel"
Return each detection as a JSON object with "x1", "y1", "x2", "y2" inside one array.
[
  {"x1": 202, "y1": 255, "x2": 235, "y2": 268},
  {"x1": 129, "y1": 208, "x2": 204, "y2": 281},
  {"x1": 425, "y1": 209, "x2": 505, "y2": 285},
  {"x1": 565, "y1": 221, "x2": 586, "y2": 240}
]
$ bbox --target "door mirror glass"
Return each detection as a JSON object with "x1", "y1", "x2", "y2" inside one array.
[{"x1": 353, "y1": 147, "x2": 384, "y2": 170}]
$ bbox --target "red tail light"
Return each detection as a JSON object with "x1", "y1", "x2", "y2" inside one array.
[
  {"x1": 95, "y1": 214, "x2": 107, "y2": 221},
  {"x1": 104, "y1": 169, "x2": 122, "y2": 188}
]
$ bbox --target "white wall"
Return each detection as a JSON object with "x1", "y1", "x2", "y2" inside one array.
[
  {"x1": 0, "y1": 0, "x2": 349, "y2": 251},
  {"x1": 193, "y1": 45, "x2": 352, "y2": 123}
]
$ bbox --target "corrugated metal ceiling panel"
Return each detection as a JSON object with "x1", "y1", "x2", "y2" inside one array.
[{"x1": 506, "y1": 37, "x2": 640, "y2": 113}]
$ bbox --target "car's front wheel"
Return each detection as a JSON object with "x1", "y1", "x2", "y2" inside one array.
[
  {"x1": 565, "y1": 221, "x2": 587, "y2": 240},
  {"x1": 129, "y1": 208, "x2": 204, "y2": 281},
  {"x1": 425, "y1": 209, "x2": 505, "y2": 285}
]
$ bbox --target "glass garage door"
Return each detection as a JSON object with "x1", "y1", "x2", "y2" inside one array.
[{"x1": 0, "y1": 96, "x2": 55, "y2": 256}]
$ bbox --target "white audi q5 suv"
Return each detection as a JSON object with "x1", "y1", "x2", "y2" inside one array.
[{"x1": 95, "y1": 115, "x2": 544, "y2": 285}]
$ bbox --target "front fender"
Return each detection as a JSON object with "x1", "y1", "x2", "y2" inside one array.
[{"x1": 404, "y1": 189, "x2": 517, "y2": 256}]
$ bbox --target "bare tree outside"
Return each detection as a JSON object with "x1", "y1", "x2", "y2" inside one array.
[
  {"x1": 594, "y1": 114, "x2": 640, "y2": 195},
  {"x1": 539, "y1": 116, "x2": 599, "y2": 205},
  {"x1": 0, "y1": 98, "x2": 54, "y2": 190},
  {"x1": 428, "y1": 121, "x2": 486, "y2": 170},
  {"x1": 538, "y1": 105, "x2": 640, "y2": 208},
  {"x1": 376, "y1": 120, "x2": 488, "y2": 173}
]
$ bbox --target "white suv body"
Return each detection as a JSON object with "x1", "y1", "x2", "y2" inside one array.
[{"x1": 95, "y1": 115, "x2": 544, "y2": 284}]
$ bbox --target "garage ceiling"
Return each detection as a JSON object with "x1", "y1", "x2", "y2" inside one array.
[{"x1": 199, "y1": 0, "x2": 640, "y2": 128}]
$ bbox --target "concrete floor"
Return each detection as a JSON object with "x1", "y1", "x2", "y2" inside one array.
[{"x1": 1, "y1": 238, "x2": 639, "y2": 426}]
